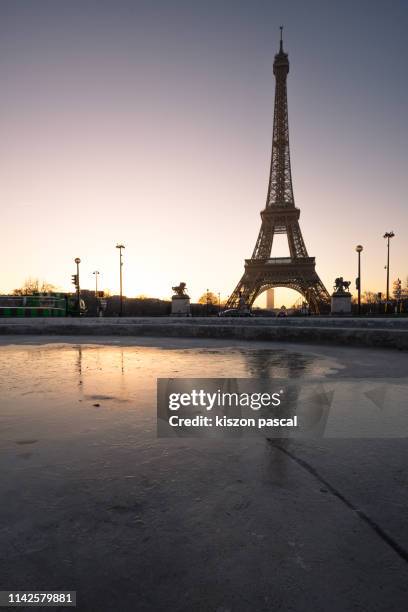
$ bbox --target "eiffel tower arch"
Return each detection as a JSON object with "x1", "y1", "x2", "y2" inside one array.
[{"x1": 226, "y1": 28, "x2": 330, "y2": 315}]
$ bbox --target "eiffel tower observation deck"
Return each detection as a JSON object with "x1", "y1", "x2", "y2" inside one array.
[{"x1": 226, "y1": 28, "x2": 330, "y2": 314}]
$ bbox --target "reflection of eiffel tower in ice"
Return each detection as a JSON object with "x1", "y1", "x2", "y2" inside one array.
[
  {"x1": 242, "y1": 349, "x2": 332, "y2": 438},
  {"x1": 243, "y1": 348, "x2": 311, "y2": 379},
  {"x1": 226, "y1": 29, "x2": 330, "y2": 314}
]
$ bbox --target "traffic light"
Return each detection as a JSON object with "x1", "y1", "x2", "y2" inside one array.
[
  {"x1": 355, "y1": 277, "x2": 360, "y2": 290},
  {"x1": 71, "y1": 274, "x2": 78, "y2": 287},
  {"x1": 394, "y1": 278, "x2": 402, "y2": 299}
]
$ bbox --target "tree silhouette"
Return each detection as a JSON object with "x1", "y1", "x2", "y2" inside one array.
[{"x1": 13, "y1": 277, "x2": 57, "y2": 295}]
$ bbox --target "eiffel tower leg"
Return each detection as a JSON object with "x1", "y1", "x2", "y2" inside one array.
[
  {"x1": 298, "y1": 273, "x2": 330, "y2": 315},
  {"x1": 225, "y1": 272, "x2": 260, "y2": 309},
  {"x1": 287, "y1": 221, "x2": 308, "y2": 258}
]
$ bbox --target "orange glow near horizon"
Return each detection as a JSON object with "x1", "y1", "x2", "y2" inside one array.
[{"x1": 1, "y1": 4, "x2": 407, "y2": 307}]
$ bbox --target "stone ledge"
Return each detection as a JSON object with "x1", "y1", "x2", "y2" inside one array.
[
  {"x1": 0, "y1": 319, "x2": 407, "y2": 350},
  {"x1": 1, "y1": 316, "x2": 408, "y2": 328}
]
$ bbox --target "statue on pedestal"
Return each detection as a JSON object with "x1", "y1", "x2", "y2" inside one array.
[
  {"x1": 331, "y1": 277, "x2": 352, "y2": 315},
  {"x1": 171, "y1": 282, "x2": 191, "y2": 316}
]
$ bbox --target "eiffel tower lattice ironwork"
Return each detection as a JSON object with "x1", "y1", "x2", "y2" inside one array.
[{"x1": 226, "y1": 29, "x2": 330, "y2": 314}]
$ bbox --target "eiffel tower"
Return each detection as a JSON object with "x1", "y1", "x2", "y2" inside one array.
[{"x1": 226, "y1": 29, "x2": 330, "y2": 314}]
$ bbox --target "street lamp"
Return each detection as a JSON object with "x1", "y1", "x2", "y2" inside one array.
[
  {"x1": 355, "y1": 245, "x2": 363, "y2": 316},
  {"x1": 206, "y1": 288, "x2": 209, "y2": 317},
  {"x1": 74, "y1": 258, "x2": 81, "y2": 316},
  {"x1": 93, "y1": 271, "x2": 100, "y2": 317},
  {"x1": 218, "y1": 292, "x2": 221, "y2": 314},
  {"x1": 93, "y1": 271, "x2": 100, "y2": 296},
  {"x1": 383, "y1": 232, "x2": 395, "y2": 313},
  {"x1": 116, "y1": 244, "x2": 125, "y2": 316}
]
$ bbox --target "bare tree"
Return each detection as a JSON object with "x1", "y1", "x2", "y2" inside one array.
[
  {"x1": 13, "y1": 277, "x2": 57, "y2": 295},
  {"x1": 362, "y1": 291, "x2": 377, "y2": 304}
]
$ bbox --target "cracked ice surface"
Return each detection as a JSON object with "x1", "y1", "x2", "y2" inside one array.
[{"x1": 0, "y1": 337, "x2": 407, "y2": 612}]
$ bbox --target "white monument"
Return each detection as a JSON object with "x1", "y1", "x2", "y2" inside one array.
[
  {"x1": 171, "y1": 282, "x2": 191, "y2": 317},
  {"x1": 331, "y1": 277, "x2": 352, "y2": 315},
  {"x1": 266, "y1": 288, "x2": 275, "y2": 309}
]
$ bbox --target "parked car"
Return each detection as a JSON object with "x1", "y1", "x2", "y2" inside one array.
[{"x1": 218, "y1": 309, "x2": 252, "y2": 317}]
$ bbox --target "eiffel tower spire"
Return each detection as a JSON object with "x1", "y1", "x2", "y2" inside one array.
[
  {"x1": 225, "y1": 31, "x2": 330, "y2": 314},
  {"x1": 266, "y1": 26, "x2": 294, "y2": 208},
  {"x1": 250, "y1": 30, "x2": 309, "y2": 261}
]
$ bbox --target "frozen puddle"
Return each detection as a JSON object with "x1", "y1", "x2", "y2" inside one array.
[{"x1": 0, "y1": 339, "x2": 407, "y2": 612}]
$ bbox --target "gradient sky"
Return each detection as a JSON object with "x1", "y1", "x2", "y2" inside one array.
[{"x1": 1, "y1": 0, "x2": 407, "y2": 305}]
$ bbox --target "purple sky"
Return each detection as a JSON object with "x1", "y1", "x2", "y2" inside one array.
[{"x1": 1, "y1": 0, "x2": 407, "y2": 303}]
